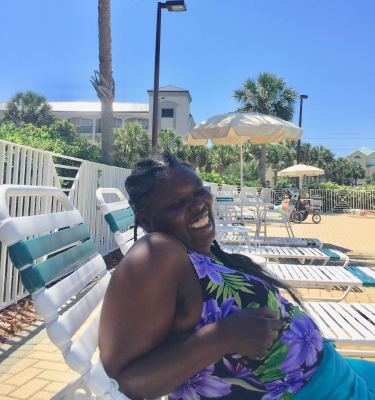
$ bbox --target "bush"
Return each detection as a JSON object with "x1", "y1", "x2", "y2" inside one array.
[
  {"x1": 0, "y1": 121, "x2": 102, "y2": 163},
  {"x1": 198, "y1": 172, "x2": 262, "y2": 188}
]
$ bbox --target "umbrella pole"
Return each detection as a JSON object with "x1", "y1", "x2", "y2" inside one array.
[
  {"x1": 240, "y1": 137, "x2": 244, "y2": 225},
  {"x1": 240, "y1": 137, "x2": 243, "y2": 189}
]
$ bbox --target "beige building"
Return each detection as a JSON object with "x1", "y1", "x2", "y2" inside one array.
[
  {"x1": 0, "y1": 85, "x2": 195, "y2": 141},
  {"x1": 346, "y1": 146, "x2": 375, "y2": 185}
]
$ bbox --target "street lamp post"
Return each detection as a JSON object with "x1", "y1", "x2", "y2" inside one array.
[
  {"x1": 296, "y1": 94, "x2": 308, "y2": 187},
  {"x1": 151, "y1": 1, "x2": 187, "y2": 153}
]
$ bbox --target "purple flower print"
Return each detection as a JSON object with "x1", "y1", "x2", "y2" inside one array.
[
  {"x1": 189, "y1": 252, "x2": 235, "y2": 285},
  {"x1": 196, "y1": 298, "x2": 240, "y2": 329},
  {"x1": 276, "y1": 293, "x2": 289, "y2": 318},
  {"x1": 244, "y1": 273, "x2": 269, "y2": 291},
  {"x1": 169, "y1": 364, "x2": 231, "y2": 400},
  {"x1": 280, "y1": 314, "x2": 323, "y2": 371},
  {"x1": 262, "y1": 367, "x2": 317, "y2": 400},
  {"x1": 223, "y1": 358, "x2": 253, "y2": 380},
  {"x1": 222, "y1": 357, "x2": 262, "y2": 387}
]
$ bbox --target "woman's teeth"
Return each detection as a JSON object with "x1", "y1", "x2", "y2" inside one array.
[{"x1": 189, "y1": 215, "x2": 209, "y2": 229}]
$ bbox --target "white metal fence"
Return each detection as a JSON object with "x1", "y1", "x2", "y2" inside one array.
[
  {"x1": 217, "y1": 185, "x2": 375, "y2": 212},
  {"x1": 0, "y1": 139, "x2": 131, "y2": 310},
  {"x1": 269, "y1": 188, "x2": 375, "y2": 212}
]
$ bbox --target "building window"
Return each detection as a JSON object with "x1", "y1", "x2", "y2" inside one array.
[
  {"x1": 116, "y1": 119, "x2": 122, "y2": 126},
  {"x1": 353, "y1": 156, "x2": 362, "y2": 164},
  {"x1": 137, "y1": 119, "x2": 147, "y2": 127},
  {"x1": 370, "y1": 158, "x2": 375, "y2": 166},
  {"x1": 81, "y1": 119, "x2": 91, "y2": 126},
  {"x1": 162, "y1": 108, "x2": 174, "y2": 118}
]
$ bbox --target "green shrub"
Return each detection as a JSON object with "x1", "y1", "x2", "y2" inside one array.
[{"x1": 198, "y1": 172, "x2": 262, "y2": 188}]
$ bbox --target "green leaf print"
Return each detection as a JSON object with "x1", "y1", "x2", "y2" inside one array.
[
  {"x1": 205, "y1": 272, "x2": 255, "y2": 307},
  {"x1": 253, "y1": 339, "x2": 290, "y2": 383},
  {"x1": 278, "y1": 391, "x2": 296, "y2": 400},
  {"x1": 266, "y1": 291, "x2": 280, "y2": 316},
  {"x1": 247, "y1": 302, "x2": 260, "y2": 308}
]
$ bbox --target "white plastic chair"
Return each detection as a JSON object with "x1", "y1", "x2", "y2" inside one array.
[
  {"x1": 0, "y1": 185, "x2": 145, "y2": 400},
  {"x1": 96, "y1": 188, "x2": 144, "y2": 256},
  {"x1": 203, "y1": 182, "x2": 219, "y2": 196}
]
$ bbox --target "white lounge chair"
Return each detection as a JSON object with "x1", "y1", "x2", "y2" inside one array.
[
  {"x1": 96, "y1": 188, "x2": 144, "y2": 256},
  {"x1": 217, "y1": 233, "x2": 323, "y2": 248},
  {"x1": 0, "y1": 185, "x2": 145, "y2": 400},
  {"x1": 223, "y1": 244, "x2": 350, "y2": 266},
  {"x1": 266, "y1": 263, "x2": 375, "y2": 302}
]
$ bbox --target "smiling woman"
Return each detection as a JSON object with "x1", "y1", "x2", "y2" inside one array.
[{"x1": 98, "y1": 152, "x2": 375, "y2": 400}]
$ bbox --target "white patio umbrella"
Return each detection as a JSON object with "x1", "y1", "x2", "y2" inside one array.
[
  {"x1": 184, "y1": 111, "x2": 303, "y2": 187},
  {"x1": 278, "y1": 164, "x2": 325, "y2": 177}
]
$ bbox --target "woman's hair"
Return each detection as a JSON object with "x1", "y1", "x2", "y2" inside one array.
[{"x1": 125, "y1": 151, "x2": 303, "y2": 307}]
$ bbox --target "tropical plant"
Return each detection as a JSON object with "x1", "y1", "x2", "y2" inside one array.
[
  {"x1": 348, "y1": 161, "x2": 366, "y2": 186},
  {"x1": 114, "y1": 123, "x2": 151, "y2": 167},
  {"x1": 0, "y1": 122, "x2": 101, "y2": 164},
  {"x1": 158, "y1": 129, "x2": 189, "y2": 161},
  {"x1": 366, "y1": 172, "x2": 375, "y2": 185},
  {"x1": 266, "y1": 143, "x2": 294, "y2": 185},
  {"x1": 2, "y1": 91, "x2": 56, "y2": 127},
  {"x1": 187, "y1": 145, "x2": 211, "y2": 172},
  {"x1": 223, "y1": 159, "x2": 261, "y2": 182},
  {"x1": 233, "y1": 72, "x2": 298, "y2": 184},
  {"x1": 90, "y1": 0, "x2": 115, "y2": 162}
]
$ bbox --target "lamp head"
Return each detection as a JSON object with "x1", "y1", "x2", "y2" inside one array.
[
  {"x1": 300, "y1": 95, "x2": 308, "y2": 99},
  {"x1": 166, "y1": 1, "x2": 187, "y2": 11}
]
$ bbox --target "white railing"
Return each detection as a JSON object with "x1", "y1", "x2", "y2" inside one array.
[{"x1": 0, "y1": 139, "x2": 131, "y2": 310}]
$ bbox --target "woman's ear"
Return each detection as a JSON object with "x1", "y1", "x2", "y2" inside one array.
[{"x1": 135, "y1": 212, "x2": 151, "y2": 232}]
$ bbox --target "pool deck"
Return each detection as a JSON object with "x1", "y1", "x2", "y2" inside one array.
[{"x1": 0, "y1": 213, "x2": 374, "y2": 399}]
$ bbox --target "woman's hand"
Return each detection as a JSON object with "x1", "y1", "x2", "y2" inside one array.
[{"x1": 219, "y1": 307, "x2": 282, "y2": 360}]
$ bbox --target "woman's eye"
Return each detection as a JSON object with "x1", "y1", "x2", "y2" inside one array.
[
  {"x1": 170, "y1": 201, "x2": 184, "y2": 209},
  {"x1": 198, "y1": 188, "x2": 207, "y2": 195}
]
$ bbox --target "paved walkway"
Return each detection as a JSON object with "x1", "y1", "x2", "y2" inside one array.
[
  {"x1": 0, "y1": 280, "x2": 100, "y2": 400},
  {"x1": 265, "y1": 213, "x2": 375, "y2": 268},
  {"x1": 0, "y1": 213, "x2": 374, "y2": 399}
]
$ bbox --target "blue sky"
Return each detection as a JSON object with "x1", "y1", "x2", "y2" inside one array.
[{"x1": 1, "y1": 0, "x2": 374, "y2": 157}]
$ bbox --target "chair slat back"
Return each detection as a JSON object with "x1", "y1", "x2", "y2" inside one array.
[
  {"x1": 0, "y1": 185, "x2": 126, "y2": 400},
  {"x1": 96, "y1": 188, "x2": 142, "y2": 256}
]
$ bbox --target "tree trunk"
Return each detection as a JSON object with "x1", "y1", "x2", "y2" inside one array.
[
  {"x1": 273, "y1": 170, "x2": 277, "y2": 186},
  {"x1": 101, "y1": 99, "x2": 114, "y2": 161},
  {"x1": 260, "y1": 143, "x2": 266, "y2": 185},
  {"x1": 97, "y1": 0, "x2": 115, "y2": 162}
]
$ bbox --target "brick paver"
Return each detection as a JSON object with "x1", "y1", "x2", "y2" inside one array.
[{"x1": 0, "y1": 214, "x2": 374, "y2": 399}]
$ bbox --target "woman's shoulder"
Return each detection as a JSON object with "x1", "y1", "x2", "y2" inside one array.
[{"x1": 116, "y1": 232, "x2": 190, "y2": 277}]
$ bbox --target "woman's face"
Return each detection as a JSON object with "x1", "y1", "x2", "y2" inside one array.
[{"x1": 138, "y1": 165, "x2": 215, "y2": 254}]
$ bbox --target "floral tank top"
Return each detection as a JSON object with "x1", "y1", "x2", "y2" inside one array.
[{"x1": 169, "y1": 249, "x2": 324, "y2": 400}]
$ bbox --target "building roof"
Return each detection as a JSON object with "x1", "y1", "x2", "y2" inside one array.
[
  {"x1": 349, "y1": 146, "x2": 375, "y2": 156},
  {"x1": 147, "y1": 85, "x2": 189, "y2": 93},
  {"x1": 0, "y1": 102, "x2": 149, "y2": 113}
]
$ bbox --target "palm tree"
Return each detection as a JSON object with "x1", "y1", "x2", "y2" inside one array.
[
  {"x1": 266, "y1": 143, "x2": 294, "y2": 185},
  {"x1": 349, "y1": 161, "x2": 365, "y2": 186},
  {"x1": 331, "y1": 157, "x2": 351, "y2": 185},
  {"x1": 2, "y1": 91, "x2": 56, "y2": 127},
  {"x1": 90, "y1": 0, "x2": 115, "y2": 162},
  {"x1": 158, "y1": 129, "x2": 189, "y2": 161},
  {"x1": 114, "y1": 123, "x2": 151, "y2": 167},
  {"x1": 211, "y1": 145, "x2": 240, "y2": 174},
  {"x1": 233, "y1": 72, "x2": 298, "y2": 184}
]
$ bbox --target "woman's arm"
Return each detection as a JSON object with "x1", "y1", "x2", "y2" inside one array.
[{"x1": 99, "y1": 234, "x2": 281, "y2": 399}]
